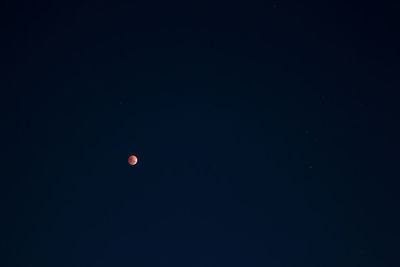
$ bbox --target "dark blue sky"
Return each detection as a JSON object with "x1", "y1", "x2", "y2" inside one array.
[{"x1": 3, "y1": 0, "x2": 399, "y2": 266}]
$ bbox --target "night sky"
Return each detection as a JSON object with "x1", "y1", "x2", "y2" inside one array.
[{"x1": 3, "y1": 0, "x2": 400, "y2": 266}]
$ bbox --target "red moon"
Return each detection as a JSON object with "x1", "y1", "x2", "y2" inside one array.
[{"x1": 128, "y1": 155, "x2": 138, "y2": 165}]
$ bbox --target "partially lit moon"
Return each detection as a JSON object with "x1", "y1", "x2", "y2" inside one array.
[{"x1": 128, "y1": 155, "x2": 138, "y2": 165}]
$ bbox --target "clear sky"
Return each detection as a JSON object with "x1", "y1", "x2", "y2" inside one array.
[{"x1": 3, "y1": 0, "x2": 399, "y2": 266}]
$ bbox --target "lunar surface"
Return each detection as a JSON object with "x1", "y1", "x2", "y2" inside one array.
[{"x1": 128, "y1": 155, "x2": 137, "y2": 165}]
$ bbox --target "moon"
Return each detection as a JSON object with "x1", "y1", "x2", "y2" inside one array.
[{"x1": 128, "y1": 155, "x2": 138, "y2": 165}]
